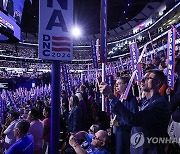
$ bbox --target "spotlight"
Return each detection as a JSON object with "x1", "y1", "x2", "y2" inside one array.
[{"x1": 71, "y1": 26, "x2": 82, "y2": 38}]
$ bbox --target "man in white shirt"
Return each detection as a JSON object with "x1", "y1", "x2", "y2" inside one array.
[{"x1": 2, "y1": 111, "x2": 19, "y2": 149}]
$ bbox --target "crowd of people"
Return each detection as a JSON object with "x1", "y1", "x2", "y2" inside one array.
[
  {"x1": 0, "y1": 0, "x2": 179, "y2": 154},
  {"x1": 0, "y1": 46, "x2": 179, "y2": 153},
  {"x1": 0, "y1": 44, "x2": 37, "y2": 58}
]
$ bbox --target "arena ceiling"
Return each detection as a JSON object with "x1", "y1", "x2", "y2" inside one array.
[{"x1": 21, "y1": 0, "x2": 163, "y2": 36}]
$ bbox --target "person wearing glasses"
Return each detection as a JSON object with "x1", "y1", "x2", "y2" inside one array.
[
  {"x1": 65, "y1": 124, "x2": 100, "y2": 153},
  {"x1": 69, "y1": 130, "x2": 110, "y2": 154},
  {"x1": 99, "y1": 69, "x2": 170, "y2": 154},
  {"x1": 81, "y1": 124, "x2": 101, "y2": 150},
  {"x1": 112, "y1": 76, "x2": 138, "y2": 154}
]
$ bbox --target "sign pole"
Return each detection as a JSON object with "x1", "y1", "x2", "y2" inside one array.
[
  {"x1": 102, "y1": 63, "x2": 105, "y2": 111},
  {"x1": 39, "y1": 0, "x2": 73, "y2": 152},
  {"x1": 100, "y1": 0, "x2": 107, "y2": 111},
  {"x1": 51, "y1": 61, "x2": 60, "y2": 154}
]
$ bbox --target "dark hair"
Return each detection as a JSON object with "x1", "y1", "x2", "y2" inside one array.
[
  {"x1": 16, "y1": 120, "x2": 30, "y2": 134},
  {"x1": 104, "y1": 135, "x2": 110, "y2": 147},
  {"x1": 96, "y1": 111, "x2": 110, "y2": 130},
  {"x1": 146, "y1": 69, "x2": 165, "y2": 87},
  {"x1": 10, "y1": 112, "x2": 19, "y2": 120},
  {"x1": 61, "y1": 90, "x2": 66, "y2": 95},
  {"x1": 145, "y1": 64, "x2": 155, "y2": 72},
  {"x1": 88, "y1": 89, "x2": 94, "y2": 98},
  {"x1": 117, "y1": 76, "x2": 129, "y2": 84},
  {"x1": 44, "y1": 106, "x2": 51, "y2": 116},
  {"x1": 30, "y1": 108, "x2": 39, "y2": 119},
  {"x1": 80, "y1": 85, "x2": 86, "y2": 92},
  {"x1": 159, "y1": 60, "x2": 166, "y2": 69},
  {"x1": 71, "y1": 95, "x2": 79, "y2": 106}
]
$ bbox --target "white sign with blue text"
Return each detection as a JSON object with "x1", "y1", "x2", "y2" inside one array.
[{"x1": 39, "y1": 0, "x2": 73, "y2": 61}]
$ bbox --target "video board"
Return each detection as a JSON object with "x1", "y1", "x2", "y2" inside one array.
[{"x1": 0, "y1": 0, "x2": 25, "y2": 24}]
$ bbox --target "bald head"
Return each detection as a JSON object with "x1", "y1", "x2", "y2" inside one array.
[
  {"x1": 91, "y1": 130, "x2": 109, "y2": 148},
  {"x1": 96, "y1": 130, "x2": 108, "y2": 142}
]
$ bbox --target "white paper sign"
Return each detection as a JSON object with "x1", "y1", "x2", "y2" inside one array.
[{"x1": 39, "y1": 0, "x2": 73, "y2": 61}]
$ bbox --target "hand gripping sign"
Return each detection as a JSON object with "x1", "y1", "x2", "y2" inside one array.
[
  {"x1": 111, "y1": 43, "x2": 148, "y2": 122},
  {"x1": 111, "y1": 70, "x2": 137, "y2": 124}
]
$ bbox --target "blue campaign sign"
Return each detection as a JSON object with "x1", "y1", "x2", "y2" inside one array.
[
  {"x1": 39, "y1": 0, "x2": 73, "y2": 61},
  {"x1": 129, "y1": 42, "x2": 142, "y2": 82},
  {"x1": 167, "y1": 27, "x2": 176, "y2": 89}
]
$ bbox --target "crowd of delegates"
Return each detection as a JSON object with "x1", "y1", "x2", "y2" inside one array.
[
  {"x1": 73, "y1": 50, "x2": 92, "y2": 60},
  {"x1": 64, "y1": 51, "x2": 180, "y2": 154},
  {"x1": 0, "y1": 43, "x2": 92, "y2": 60},
  {"x1": 0, "y1": 43, "x2": 37, "y2": 58},
  {"x1": 0, "y1": 49, "x2": 179, "y2": 154},
  {"x1": 0, "y1": 23, "x2": 177, "y2": 62}
]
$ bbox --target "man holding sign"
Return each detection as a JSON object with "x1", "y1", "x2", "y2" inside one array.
[
  {"x1": 99, "y1": 69, "x2": 170, "y2": 154},
  {"x1": 112, "y1": 76, "x2": 138, "y2": 154}
]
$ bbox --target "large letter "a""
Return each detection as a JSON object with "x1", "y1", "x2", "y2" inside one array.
[{"x1": 46, "y1": 10, "x2": 68, "y2": 32}]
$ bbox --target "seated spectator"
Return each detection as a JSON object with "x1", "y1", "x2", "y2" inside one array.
[
  {"x1": 80, "y1": 124, "x2": 101, "y2": 150},
  {"x1": 5, "y1": 120, "x2": 34, "y2": 154},
  {"x1": 64, "y1": 124, "x2": 100, "y2": 154},
  {"x1": 69, "y1": 130, "x2": 110, "y2": 154}
]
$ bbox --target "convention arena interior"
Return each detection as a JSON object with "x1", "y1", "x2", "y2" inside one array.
[{"x1": 0, "y1": 0, "x2": 180, "y2": 154}]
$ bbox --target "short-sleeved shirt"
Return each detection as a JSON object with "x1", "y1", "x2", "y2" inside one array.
[
  {"x1": 5, "y1": 133, "x2": 34, "y2": 154},
  {"x1": 4, "y1": 119, "x2": 19, "y2": 146},
  {"x1": 81, "y1": 133, "x2": 94, "y2": 149}
]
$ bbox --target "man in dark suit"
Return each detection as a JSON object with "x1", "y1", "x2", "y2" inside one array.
[
  {"x1": 68, "y1": 95, "x2": 82, "y2": 133},
  {"x1": 99, "y1": 69, "x2": 170, "y2": 154}
]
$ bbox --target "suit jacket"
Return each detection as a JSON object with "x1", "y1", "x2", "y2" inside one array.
[
  {"x1": 116, "y1": 93, "x2": 138, "y2": 127},
  {"x1": 111, "y1": 93, "x2": 170, "y2": 154},
  {"x1": 68, "y1": 106, "x2": 82, "y2": 133}
]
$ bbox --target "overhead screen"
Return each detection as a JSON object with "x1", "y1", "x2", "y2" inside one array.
[
  {"x1": 0, "y1": 0, "x2": 25, "y2": 41},
  {"x1": 0, "y1": 0, "x2": 25, "y2": 24}
]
